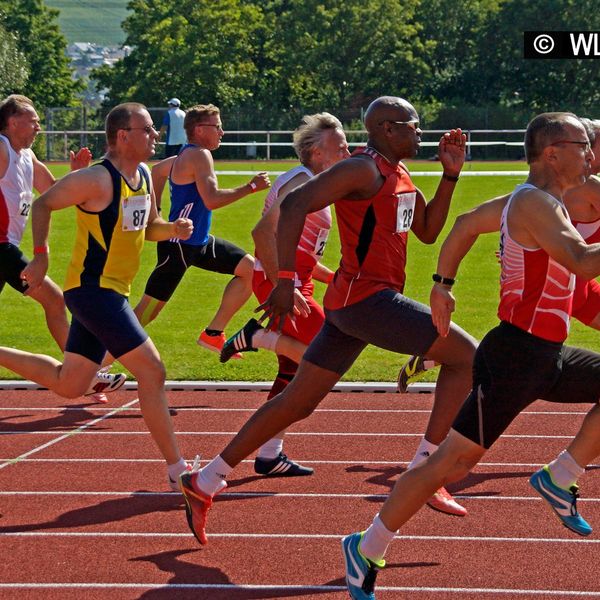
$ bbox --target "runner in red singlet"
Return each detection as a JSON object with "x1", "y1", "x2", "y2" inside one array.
[{"x1": 179, "y1": 95, "x2": 479, "y2": 546}]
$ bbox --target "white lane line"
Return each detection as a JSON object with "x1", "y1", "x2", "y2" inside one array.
[
  {"x1": 5, "y1": 458, "x2": 599, "y2": 469},
  {"x1": 0, "y1": 583, "x2": 596, "y2": 596},
  {"x1": 0, "y1": 431, "x2": 580, "y2": 439},
  {"x1": 0, "y1": 398, "x2": 140, "y2": 471},
  {"x1": 0, "y1": 490, "x2": 599, "y2": 503},
  {"x1": 0, "y1": 406, "x2": 589, "y2": 416},
  {"x1": 0, "y1": 531, "x2": 598, "y2": 544}
]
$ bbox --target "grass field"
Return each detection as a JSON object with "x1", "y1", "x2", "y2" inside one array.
[
  {"x1": 3, "y1": 160, "x2": 597, "y2": 382},
  {"x1": 46, "y1": 0, "x2": 128, "y2": 46}
]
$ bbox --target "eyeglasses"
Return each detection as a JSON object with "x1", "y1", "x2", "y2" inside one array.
[
  {"x1": 122, "y1": 125, "x2": 157, "y2": 134},
  {"x1": 379, "y1": 119, "x2": 420, "y2": 130},
  {"x1": 549, "y1": 140, "x2": 591, "y2": 152},
  {"x1": 199, "y1": 123, "x2": 223, "y2": 130}
]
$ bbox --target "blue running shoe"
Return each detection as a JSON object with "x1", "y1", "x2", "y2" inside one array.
[
  {"x1": 341, "y1": 532, "x2": 385, "y2": 600},
  {"x1": 530, "y1": 466, "x2": 592, "y2": 536}
]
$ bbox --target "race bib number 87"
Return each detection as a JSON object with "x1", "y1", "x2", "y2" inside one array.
[
  {"x1": 395, "y1": 192, "x2": 416, "y2": 233},
  {"x1": 122, "y1": 194, "x2": 151, "y2": 231}
]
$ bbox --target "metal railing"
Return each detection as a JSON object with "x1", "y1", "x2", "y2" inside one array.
[{"x1": 37, "y1": 129, "x2": 528, "y2": 161}]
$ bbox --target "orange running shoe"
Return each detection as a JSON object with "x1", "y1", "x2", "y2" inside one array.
[
  {"x1": 180, "y1": 470, "x2": 227, "y2": 545},
  {"x1": 427, "y1": 486, "x2": 467, "y2": 517},
  {"x1": 197, "y1": 330, "x2": 242, "y2": 359}
]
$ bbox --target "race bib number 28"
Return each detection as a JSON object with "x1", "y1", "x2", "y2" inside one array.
[
  {"x1": 395, "y1": 192, "x2": 416, "y2": 233},
  {"x1": 122, "y1": 194, "x2": 151, "y2": 231}
]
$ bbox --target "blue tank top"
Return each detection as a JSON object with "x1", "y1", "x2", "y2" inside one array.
[{"x1": 168, "y1": 144, "x2": 211, "y2": 246}]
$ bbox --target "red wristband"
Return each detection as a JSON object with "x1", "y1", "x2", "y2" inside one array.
[
  {"x1": 33, "y1": 245, "x2": 49, "y2": 255},
  {"x1": 277, "y1": 270, "x2": 295, "y2": 280},
  {"x1": 325, "y1": 271, "x2": 335, "y2": 284}
]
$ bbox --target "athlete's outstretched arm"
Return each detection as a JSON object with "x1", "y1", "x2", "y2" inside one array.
[
  {"x1": 430, "y1": 194, "x2": 509, "y2": 337},
  {"x1": 411, "y1": 129, "x2": 466, "y2": 244}
]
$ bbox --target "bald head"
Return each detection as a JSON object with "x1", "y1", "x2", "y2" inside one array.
[
  {"x1": 364, "y1": 96, "x2": 417, "y2": 132},
  {"x1": 524, "y1": 112, "x2": 585, "y2": 164}
]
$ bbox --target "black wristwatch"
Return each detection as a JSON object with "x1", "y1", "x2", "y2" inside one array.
[
  {"x1": 432, "y1": 273, "x2": 455, "y2": 286},
  {"x1": 442, "y1": 172, "x2": 459, "y2": 182}
]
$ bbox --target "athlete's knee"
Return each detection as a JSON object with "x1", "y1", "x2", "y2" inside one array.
[{"x1": 235, "y1": 254, "x2": 255, "y2": 280}]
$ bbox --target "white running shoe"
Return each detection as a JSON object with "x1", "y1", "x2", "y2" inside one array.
[{"x1": 85, "y1": 371, "x2": 127, "y2": 396}]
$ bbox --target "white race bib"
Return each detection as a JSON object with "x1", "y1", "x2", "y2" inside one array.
[
  {"x1": 122, "y1": 194, "x2": 151, "y2": 231},
  {"x1": 19, "y1": 191, "x2": 32, "y2": 218},
  {"x1": 395, "y1": 192, "x2": 416, "y2": 233},
  {"x1": 314, "y1": 228, "x2": 330, "y2": 257}
]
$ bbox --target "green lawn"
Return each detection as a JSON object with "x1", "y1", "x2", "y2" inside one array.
[{"x1": 3, "y1": 160, "x2": 595, "y2": 381}]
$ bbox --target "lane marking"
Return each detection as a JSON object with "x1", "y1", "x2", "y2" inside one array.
[
  {"x1": 0, "y1": 398, "x2": 140, "y2": 471},
  {"x1": 0, "y1": 490, "x2": 598, "y2": 503},
  {"x1": 0, "y1": 531, "x2": 599, "y2": 544},
  {"x1": 0, "y1": 583, "x2": 597, "y2": 596},
  {"x1": 3, "y1": 457, "x2": 598, "y2": 469},
  {"x1": 0, "y1": 431, "x2": 580, "y2": 439},
  {"x1": 0, "y1": 406, "x2": 590, "y2": 416}
]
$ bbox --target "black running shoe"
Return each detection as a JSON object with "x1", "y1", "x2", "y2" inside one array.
[
  {"x1": 254, "y1": 452, "x2": 314, "y2": 477},
  {"x1": 220, "y1": 318, "x2": 262, "y2": 363},
  {"x1": 397, "y1": 355, "x2": 426, "y2": 393}
]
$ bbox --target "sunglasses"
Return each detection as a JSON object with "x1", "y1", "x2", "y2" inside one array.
[
  {"x1": 122, "y1": 124, "x2": 157, "y2": 134},
  {"x1": 379, "y1": 119, "x2": 420, "y2": 130},
  {"x1": 549, "y1": 140, "x2": 591, "y2": 152}
]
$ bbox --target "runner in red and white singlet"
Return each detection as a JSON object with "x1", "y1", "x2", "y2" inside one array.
[{"x1": 498, "y1": 183, "x2": 575, "y2": 342}]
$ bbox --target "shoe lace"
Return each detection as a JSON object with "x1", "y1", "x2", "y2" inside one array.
[
  {"x1": 362, "y1": 563, "x2": 380, "y2": 594},
  {"x1": 190, "y1": 455, "x2": 202, "y2": 473},
  {"x1": 569, "y1": 485, "x2": 581, "y2": 516}
]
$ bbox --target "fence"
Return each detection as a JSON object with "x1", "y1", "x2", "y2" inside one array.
[{"x1": 35, "y1": 128, "x2": 528, "y2": 162}]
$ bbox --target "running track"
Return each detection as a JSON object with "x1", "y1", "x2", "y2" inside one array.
[{"x1": 0, "y1": 389, "x2": 599, "y2": 599}]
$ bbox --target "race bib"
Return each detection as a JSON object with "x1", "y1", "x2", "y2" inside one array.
[
  {"x1": 122, "y1": 194, "x2": 151, "y2": 231},
  {"x1": 314, "y1": 228, "x2": 330, "y2": 257},
  {"x1": 395, "y1": 192, "x2": 416, "y2": 233},
  {"x1": 19, "y1": 191, "x2": 32, "y2": 218}
]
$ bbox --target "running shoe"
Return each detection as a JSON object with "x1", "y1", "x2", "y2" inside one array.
[
  {"x1": 254, "y1": 452, "x2": 314, "y2": 477},
  {"x1": 530, "y1": 466, "x2": 592, "y2": 536},
  {"x1": 427, "y1": 486, "x2": 467, "y2": 517},
  {"x1": 84, "y1": 371, "x2": 127, "y2": 396},
  {"x1": 180, "y1": 468, "x2": 227, "y2": 545},
  {"x1": 219, "y1": 318, "x2": 262, "y2": 363},
  {"x1": 168, "y1": 456, "x2": 200, "y2": 492},
  {"x1": 197, "y1": 330, "x2": 242, "y2": 359},
  {"x1": 397, "y1": 355, "x2": 427, "y2": 393},
  {"x1": 341, "y1": 531, "x2": 384, "y2": 600},
  {"x1": 91, "y1": 393, "x2": 108, "y2": 403}
]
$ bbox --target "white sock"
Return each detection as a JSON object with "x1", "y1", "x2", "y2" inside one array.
[
  {"x1": 253, "y1": 329, "x2": 280, "y2": 351},
  {"x1": 257, "y1": 437, "x2": 284, "y2": 460},
  {"x1": 167, "y1": 457, "x2": 188, "y2": 481},
  {"x1": 359, "y1": 514, "x2": 397, "y2": 563},
  {"x1": 407, "y1": 438, "x2": 439, "y2": 470},
  {"x1": 197, "y1": 455, "x2": 232, "y2": 496},
  {"x1": 423, "y1": 359, "x2": 436, "y2": 370},
  {"x1": 547, "y1": 450, "x2": 585, "y2": 489}
]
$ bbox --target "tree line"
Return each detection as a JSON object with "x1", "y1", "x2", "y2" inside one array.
[{"x1": 3, "y1": 0, "x2": 600, "y2": 130}]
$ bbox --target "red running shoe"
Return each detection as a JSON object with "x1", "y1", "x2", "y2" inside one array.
[{"x1": 427, "y1": 486, "x2": 467, "y2": 517}]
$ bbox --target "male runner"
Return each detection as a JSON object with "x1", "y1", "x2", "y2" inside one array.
[
  {"x1": 135, "y1": 104, "x2": 270, "y2": 355},
  {"x1": 0, "y1": 102, "x2": 194, "y2": 491},
  {"x1": 342, "y1": 112, "x2": 600, "y2": 599},
  {"x1": 0, "y1": 94, "x2": 124, "y2": 401},
  {"x1": 179, "y1": 95, "x2": 477, "y2": 545}
]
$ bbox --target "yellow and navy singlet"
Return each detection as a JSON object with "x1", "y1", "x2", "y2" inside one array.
[{"x1": 64, "y1": 159, "x2": 151, "y2": 296}]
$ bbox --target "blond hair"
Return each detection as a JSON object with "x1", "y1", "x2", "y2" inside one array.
[{"x1": 293, "y1": 112, "x2": 343, "y2": 166}]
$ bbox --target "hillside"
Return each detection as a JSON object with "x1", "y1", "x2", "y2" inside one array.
[{"x1": 46, "y1": 0, "x2": 129, "y2": 46}]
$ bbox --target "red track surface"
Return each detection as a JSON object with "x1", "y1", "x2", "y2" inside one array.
[{"x1": 0, "y1": 389, "x2": 599, "y2": 599}]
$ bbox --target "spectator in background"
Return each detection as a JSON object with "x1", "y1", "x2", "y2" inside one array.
[{"x1": 160, "y1": 98, "x2": 186, "y2": 158}]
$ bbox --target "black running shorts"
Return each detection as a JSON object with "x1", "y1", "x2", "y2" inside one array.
[
  {"x1": 452, "y1": 321, "x2": 600, "y2": 448},
  {"x1": 303, "y1": 288, "x2": 441, "y2": 375},
  {"x1": 144, "y1": 237, "x2": 248, "y2": 302}
]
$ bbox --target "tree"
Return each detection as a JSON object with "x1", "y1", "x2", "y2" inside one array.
[
  {"x1": 94, "y1": 0, "x2": 267, "y2": 109},
  {"x1": 0, "y1": 0, "x2": 82, "y2": 108},
  {"x1": 0, "y1": 22, "x2": 29, "y2": 97}
]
